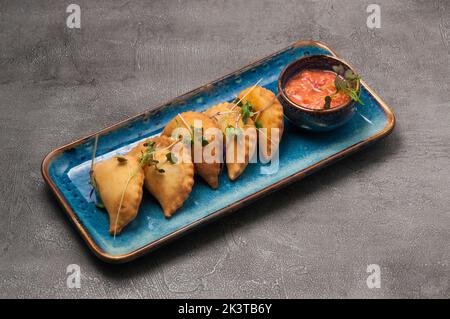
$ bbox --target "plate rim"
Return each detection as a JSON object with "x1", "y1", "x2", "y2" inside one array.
[{"x1": 41, "y1": 40, "x2": 396, "y2": 263}]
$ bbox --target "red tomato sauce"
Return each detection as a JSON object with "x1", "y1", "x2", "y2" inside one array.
[{"x1": 285, "y1": 70, "x2": 350, "y2": 110}]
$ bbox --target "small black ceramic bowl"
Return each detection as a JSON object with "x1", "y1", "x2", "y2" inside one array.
[{"x1": 278, "y1": 55, "x2": 361, "y2": 132}]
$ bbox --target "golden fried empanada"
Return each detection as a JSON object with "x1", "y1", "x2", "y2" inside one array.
[
  {"x1": 204, "y1": 102, "x2": 257, "y2": 180},
  {"x1": 237, "y1": 86, "x2": 284, "y2": 160},
  {"x1": 162, "y1": 111, "x2": 222, "y2": 189},
  {"x1": 129, "y1": 136, "x2": 194, "y2": 218},
  {"x1": 92, "y1": 155, "x2": 144, "y2": 235}
]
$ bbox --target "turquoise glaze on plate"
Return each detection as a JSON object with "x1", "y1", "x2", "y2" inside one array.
[{"x1": 43, "y1": 42, "x2": 394, "y2": 261}]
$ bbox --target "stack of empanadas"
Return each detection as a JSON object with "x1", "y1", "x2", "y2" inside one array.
[{"x1": 91, "y1": 85, "x2": 284, "y2": 235}]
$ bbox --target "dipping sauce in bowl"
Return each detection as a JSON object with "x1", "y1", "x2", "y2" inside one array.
[
  {"x1": 284, "y1": 70, "x2": 350, "y2": 110},
  {"x1": 278, "y1": 55, "x2": 361, "y2": 132}
]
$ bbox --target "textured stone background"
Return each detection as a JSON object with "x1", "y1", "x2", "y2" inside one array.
[{"x1": 0, "y1": 0, "x2": 449, "y2": 298}]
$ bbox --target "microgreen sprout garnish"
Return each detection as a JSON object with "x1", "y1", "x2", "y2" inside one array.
[
  {"x1": 139, "y1": 141, "x2": 167, "y2": 172},
  {"x1": 232, "y1": 98, "x2": 243, "y2": 107},
  {"x1": 201, "y1": 138, "x2": 209, "y2": 146},
  {"x1": 116, "y1": 156, "x2": 128, "y2": 163},
  {"x1": 332, "y1": 64, "x2": 345, "y2": 75},
  {"x1": 139, "y1": 141, "x2": 156, "y2": 166},
  {"x1": 176, "y1": 113, "x2": 210, "y2": 146},
  {"x1": 190, "y1": 125, "x2": 209, "y2": 146},
  {"x1": 89, "y1": 134, "x2": 99, "y2": 193},
  {"x1": 95, "y1": 202, "x2": 105, "y2": 209},
  {"x1": 230, "y1": 77, "x2": 263, "y2": 111},
  {"x1": 166, "y1": 152, "x2": 177, "y2": 164},
  {"x1": 140, "y1": 138, "x2": 183, "y2": 173},
  {"x1": 332, "y1": 65, "x2": 364, "y2": 105},
  {"x1": 324, "y1": 96, "x2": 332, "y2": 110},
  {"x1": 225, "y1": 125, "x2": 242, "y2": 138},
  {"x1": 241, "y1": 101, "x2": 254, "y2": 124}
]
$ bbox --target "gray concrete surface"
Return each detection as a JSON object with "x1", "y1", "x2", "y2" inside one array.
[{"x1": 0, "y1": 0, "x2": 449, "y2": 298}]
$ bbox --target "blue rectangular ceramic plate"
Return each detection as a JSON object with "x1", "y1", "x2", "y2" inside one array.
[{"x1": 42, "y1": 41, "x2": 395, "y2": 263}]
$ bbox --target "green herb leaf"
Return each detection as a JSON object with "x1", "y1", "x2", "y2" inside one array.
[
  {"x1": 332, "y1": 64, "x2": 345, "y2": 76},
  {"x1": 241, "y1": 101, "x2": 254, "y2": 124},
  {"x1": 255, "y1": 120, "x2": 263, "y2": 129},
  {"x1": 344, "y1": 69, "x2": 358, "y2": 81},
  {"x1": 140, "y1": 141, "x2": 157, "y2": 166},
  {"x1": 225, "y1": 125, "x2": 242, "y2": 137},
  {"x1": 332, "y1": 70, "x2": 364, "y2": 106},
  {"x1": 95, "y1": 202, "x2": 105, "y2": 209},
  {"x1": 346, "y1": 88, "x2": 365, "y2": 105},
  {"x1": 233, "y1": 98, "x2": 243, "y2": 107},
  {"x1": 324, "y1": 96, "x2": 332, "y2": 110},
  {"x1": 191, "y1": 126, "x2": 208, "y2": 146},
  {"x1": 166, "y1": 152, "x2": 177, "y2": 164},
  {"x1": 116, "y1": 156, "x2": 128, "y2": 163},
  {"x1": 334, "y1": 76, "x2": 348, "y2": 92}
]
